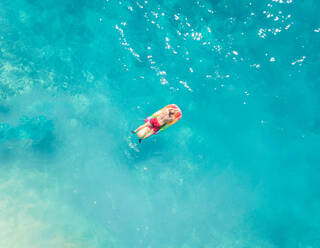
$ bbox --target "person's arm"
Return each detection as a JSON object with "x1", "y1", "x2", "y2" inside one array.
[
  {"x1": 165, "y1": 116, "x2": 174, "y2": 123},
  {"x1": 167, "y1": 107, "x2": 177, "y2": 112}
]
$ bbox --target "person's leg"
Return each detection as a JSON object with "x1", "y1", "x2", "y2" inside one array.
[
  {"x1": 139, "y1": 129, "x2": 155, "y2": 143},
  {"x1": 133, "y1": 122, "x2": 150, "y2": 133}
]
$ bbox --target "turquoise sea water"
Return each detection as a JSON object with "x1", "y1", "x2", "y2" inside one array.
[{"x1": 1, "y1": 0, "x2": 320, "y2": 247}]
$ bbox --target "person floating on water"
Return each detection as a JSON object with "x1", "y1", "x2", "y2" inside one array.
[{"x1": 132, "y1": 105, "x2": 181, "y2": 143}]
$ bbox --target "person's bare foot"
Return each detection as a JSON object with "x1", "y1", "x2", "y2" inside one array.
[{"x1": 131, "y1": 130, "x2": 136, "y2": 133}]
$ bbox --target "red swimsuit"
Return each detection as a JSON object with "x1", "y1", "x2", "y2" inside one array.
[{"x1": 149, "y1": 118, "x2": 162, "y2": 132}]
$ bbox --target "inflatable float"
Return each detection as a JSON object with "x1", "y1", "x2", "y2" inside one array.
[{"x1": 137, "y1": 104, "x2": 182, "y2": 138}]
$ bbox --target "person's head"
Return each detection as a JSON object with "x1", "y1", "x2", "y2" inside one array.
[{"x1": 169, "y1": 109, "x2": 178, "y2": 117}]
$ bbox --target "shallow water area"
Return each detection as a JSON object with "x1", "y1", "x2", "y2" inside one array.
[{"x1": 0, "y1": 0, "x2": 320, "y2": 247}]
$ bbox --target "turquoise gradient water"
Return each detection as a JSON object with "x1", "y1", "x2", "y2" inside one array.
[{"x1": 0, "y1": 0, "x2": 320, "y2": 247}]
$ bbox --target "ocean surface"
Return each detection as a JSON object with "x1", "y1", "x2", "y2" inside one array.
[{"x1": 0, "y1": 0, "x2": 320, "y2": 247}]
